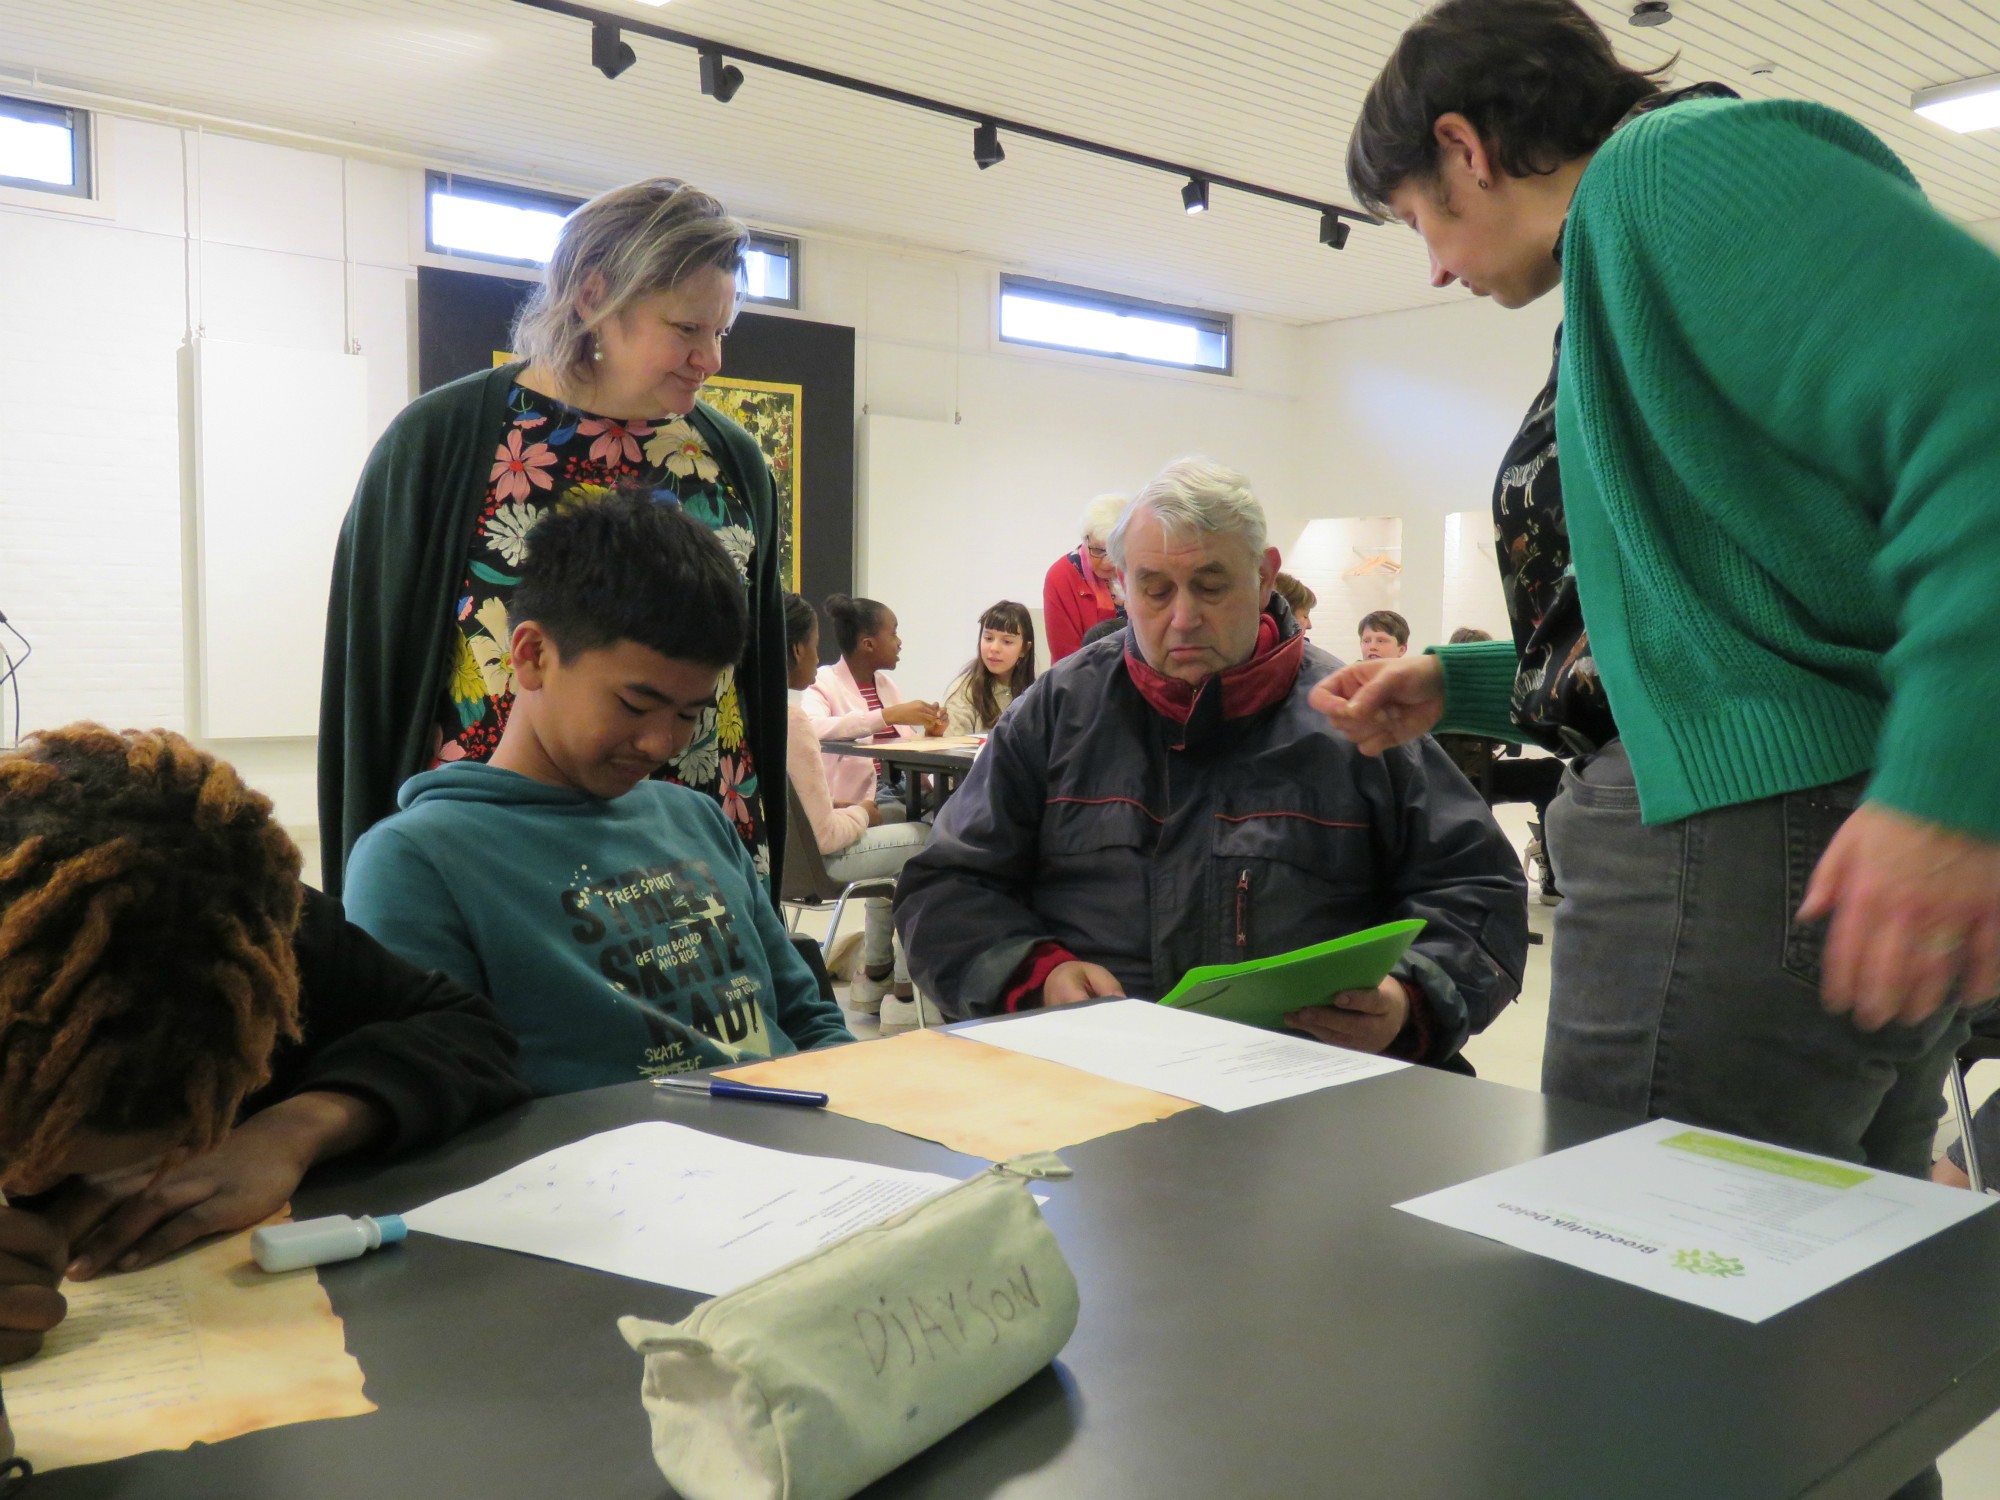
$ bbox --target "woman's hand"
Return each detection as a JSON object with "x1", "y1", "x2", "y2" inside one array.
[
  {"x1": 53, "y1": 1092, "x2": 385, "y2": 1279},
  {"x1": 1308, "y1": 657, "x2": 1446, "y2": 756},
  {"x1": 1800, "y1": 803, "x2": 2000, "y2": 1030}
]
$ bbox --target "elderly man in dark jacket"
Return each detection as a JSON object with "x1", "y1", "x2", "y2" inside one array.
[{"x1": 895, "y1": 459, "x2": 1528, "y2": 1065}]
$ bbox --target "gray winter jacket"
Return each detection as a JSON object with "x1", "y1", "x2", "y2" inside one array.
[{"x1": 894, "y1": 607, "x2": 1528, "y2": 1062}]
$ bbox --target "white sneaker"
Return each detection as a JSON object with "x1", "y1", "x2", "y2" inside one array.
[
  {"x1": 878, "y1": 993, "x2": 944, "y2": 1033},
  {"x1": 848, "y1": 971, "x2": 892, "y2": 1016}
]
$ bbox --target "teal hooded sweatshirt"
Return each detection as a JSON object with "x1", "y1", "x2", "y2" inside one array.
[{"x1": 343, "y1": 763, "x2": 852, "y2": 1096}]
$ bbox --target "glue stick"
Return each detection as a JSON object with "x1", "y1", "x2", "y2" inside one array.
[{"x1": 251, "y1": 1213, "x2": 407, "y2": 1273}]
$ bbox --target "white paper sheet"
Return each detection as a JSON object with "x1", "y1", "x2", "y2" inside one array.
[
  {"x1": 1397, "y1": 1117, "x2": 1994, "y2": 1323},
  {"x1": 404, "y1": 1122, "x2": 961, "y2": 1295},
  {"x1": 962, "y1": 999, "x2": 1406, "y2": 1112}
]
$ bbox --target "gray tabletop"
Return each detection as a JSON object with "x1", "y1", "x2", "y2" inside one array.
[
  {"x1": 819, "y1": 738, "x2": 978, "y2": 773},
  {"x1": 26, "y1": 1062, "x2": 2000, "y2": 1500}
]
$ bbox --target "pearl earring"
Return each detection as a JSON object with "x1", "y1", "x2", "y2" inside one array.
[
  {"x1": 1478, "y1": 178, "x2": 1490, "y2": 189},
  {"x1": 593, "y1": 348, "x2": 604, "y2": 362}
]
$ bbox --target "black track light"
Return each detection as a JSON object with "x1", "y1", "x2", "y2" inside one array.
[
  {"x1": 1319, "y1": 211, "x2": 1351, "y2": 249},
  {"x1": 973, "y1": 120, "x2": 1005, "y2": 170},
  {"x1": 1628, "y1": 1, "x2": 1672, "y2": 25},
  {"x1": 699, "y1": 48, "x2": 744, "y2": 102},
  {"x1": 1181, "y1": 176, "x2": 1209, "y2": 214},
  {"x1": 591, "y1": 22, "x2": 635, "y2": 79}
]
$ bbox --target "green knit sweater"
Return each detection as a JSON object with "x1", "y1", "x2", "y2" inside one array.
[{"x1": 1432, "y1": 97, "x2": 2000, "y2": 838}]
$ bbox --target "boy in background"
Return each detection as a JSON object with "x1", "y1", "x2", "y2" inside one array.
[
  {"x1": 345, "y1": 493, "x2": 851, "y2": 1095},
  {"x1": 1358, "y1": 609, "x2": 1410, "y2": 660}
]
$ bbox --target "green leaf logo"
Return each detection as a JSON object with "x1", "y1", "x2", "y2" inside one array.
[{"x1": 1671, "y1": 1248, "x2": 1746, "y2": 1279}]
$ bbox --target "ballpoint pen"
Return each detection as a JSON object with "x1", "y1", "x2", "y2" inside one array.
[{"x1": 653, "y1": 1078, "x2": 829, "y2": 1108}]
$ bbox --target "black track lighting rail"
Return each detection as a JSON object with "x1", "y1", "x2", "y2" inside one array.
[{"x1": 511, "y1": 0, "x2": 1381, "y2": 233}]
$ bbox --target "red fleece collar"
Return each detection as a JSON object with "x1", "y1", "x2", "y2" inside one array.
[{"x1": 1124, "y1": 613, "x2": 1304, "y2": 726}]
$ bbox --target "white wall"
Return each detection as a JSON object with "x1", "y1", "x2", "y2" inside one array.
[
  {"x1": 0, "y1": 108, "x2": 1308, "y2": 876},
  {"x1": 0, "y1": 119, "x2": 416, "y2": 878},
  {"x1": 792, "y1": 241, "x2": 1305, "y2": 698},
  {"x1": 1295, "y1": 294, "x2": 1563, "y2": 653}
]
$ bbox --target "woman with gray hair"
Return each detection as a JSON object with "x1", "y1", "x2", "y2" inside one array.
[
  {"x1": 1042, "y1": 490, "x2": 1128, "y2": 661},
  {"x1": 320, "y1": 178, "x2": 791, "y2": 894}
]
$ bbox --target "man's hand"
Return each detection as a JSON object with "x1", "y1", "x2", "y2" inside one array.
[
  {"x1": 0, "y1": 1205, "x2": 69, "y2": 1364},
  {"x1": 54, "y1": 1092, "x2": 385, "y2": 1280},
  {"x1": 883, "y1": 701, "x2": 940, "y2": 729},
  {"x1": 1308, "y1": 656, "x2": 1446, "y2": 757},
  {"x1": 861, "y1": 799, "x2": 884, "y2": 827},
  {"x1": 1042, "y1": 962, "x2": 1127, "y2": 1008},
  {"x1": 1799, "y1": 802, "x2": 2000, "y2": 1031},
  {"x1": 1285, "y1": 977, "x2": 1412, "y2": 1054}
]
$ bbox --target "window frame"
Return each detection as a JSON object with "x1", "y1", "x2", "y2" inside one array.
[
  {"x1": 0, "y1": 95, "x2": 93, "y2": 199},
  {"x1": 422, "y1": 170, "x2": 800, "y2": 307},
  {"x1": 423, "y1": 170, "x2": 583, "y2": 270},
  {"x1": 997, "y1": 274, "x2": 1233, "y2": 376},
  {"x1": 743, "y1": 231, "x2": 799, "y2": 309}
]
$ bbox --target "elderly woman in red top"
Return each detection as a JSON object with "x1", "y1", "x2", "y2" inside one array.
[{"x1": 1041, "y1": 492, "x2": 1127, "y2": 661}]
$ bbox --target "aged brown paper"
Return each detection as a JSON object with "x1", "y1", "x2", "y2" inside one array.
[
  {"x1": 721, "y1": 1028, "x2": 1196, "y2": 1158},
  {"x1": 8, "y1": 1222, "x2": 374, "y2": 1472}
]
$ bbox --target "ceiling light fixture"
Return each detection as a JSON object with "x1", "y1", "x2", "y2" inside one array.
[
  {"x1": 1319, "y1": 211, "x2": 1350, "y2": 249},
  {"x1": 699, "y1": 48, "x2": 743, "y2": 103},
  {"x1": 590, "y1": 21, "x2": 635, "y2": 79},
  {"x1": 972, "y1": 120, "x2": 1004, "y2": 169},
  {"x1": 1913, "y1": 72, "x2": 2000, "y2": 134},
  {"x1": 509, "y1": 0, "x2": 1378, "y2": 242},
  {"x1": 1628, "y1": 1, "x2": 1672, "y2": 25}
]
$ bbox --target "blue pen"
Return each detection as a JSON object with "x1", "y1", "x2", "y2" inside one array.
[{"x1": 654, "y1": 1078, "x2": 829, "y2": 1108}]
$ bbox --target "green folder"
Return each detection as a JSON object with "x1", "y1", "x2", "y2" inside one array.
[{"x1": 1158, "y1": 919, "x2": 1426, "y2": 1030}]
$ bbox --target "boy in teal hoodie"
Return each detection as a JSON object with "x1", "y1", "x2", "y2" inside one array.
[{"x1": 343, "y1": 492, "x2": 852, "y2": 1096}]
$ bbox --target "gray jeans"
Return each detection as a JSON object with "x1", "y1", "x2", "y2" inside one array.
[
  {"x1": 822, "y1": 820, "x2": 929, "y2": 974},
  {"x1": 1544, "y1": 743, "x2": 1977, "y2": 1500}
]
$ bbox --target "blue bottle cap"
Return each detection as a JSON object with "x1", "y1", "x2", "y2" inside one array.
[{"x1": 373, "y1": 1213, "x2": 408, "y2": 1245}]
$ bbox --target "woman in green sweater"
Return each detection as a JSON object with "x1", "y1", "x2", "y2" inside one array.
[
  {"x1": 1316, "y1": 1, "x2": 2000, "y2": 1210},
  {"x1": 319, "y1": 179, "x2": 789, "y2": 898}
]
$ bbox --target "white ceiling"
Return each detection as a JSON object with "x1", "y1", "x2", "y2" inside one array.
[{"x1": 4, "y1": 0, "x2": 1998, "y2": 323}]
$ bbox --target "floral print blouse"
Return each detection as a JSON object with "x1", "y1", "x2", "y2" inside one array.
[{"x1": 432, "y1": 382, "x2": 770, "y2": 875}]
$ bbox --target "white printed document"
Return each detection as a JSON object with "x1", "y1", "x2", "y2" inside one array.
[
  {"x1": 1397, "y1": 1118, "x2": 1993, "y2": 1322},
  {"x1": 962, "y1": 999, "x2": 1406, "y2": 1112},
  {"x1": 405, "y1": 1122, "x2": 960, "y2": 1295}
]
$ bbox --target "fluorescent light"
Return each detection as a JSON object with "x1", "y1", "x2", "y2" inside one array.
[{"x1": 1913, "y1": 73, "x2": 2000, "y2": 134}]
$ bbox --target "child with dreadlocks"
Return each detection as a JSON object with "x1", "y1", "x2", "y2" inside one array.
[{"x1": 0, "y1": 724, "x2": 526, "y2": 1374}]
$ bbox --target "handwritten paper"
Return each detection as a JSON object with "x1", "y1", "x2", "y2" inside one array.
[
  {"x1": 9, "y1": 1224, "x2": 374, "y2": 1472},
  {"x1": 963, "y1": 999, "x2": 1407, "y2": 1112},
  {"x1": 719, "y1": 1029, "x2": 1197, "y2": 1158},
  {"x1": 1397, "y1": 1118, "x2": 1995, "y2": 1322},
  {"x1": 404, "y1": 1122, "x2": 962, "y2": 1295}
]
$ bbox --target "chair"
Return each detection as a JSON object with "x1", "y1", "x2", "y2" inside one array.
[
  {"x1": 779, "y1": 780, "x2": 899, "y2": 961},
  {"x1": 1946, "y1": 1026, "x2": 2000, "y2": 1194}
]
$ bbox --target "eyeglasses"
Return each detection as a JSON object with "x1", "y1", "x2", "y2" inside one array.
[{"x1": 1082, "y1": 543, "x2": 1109, "y2": 559}]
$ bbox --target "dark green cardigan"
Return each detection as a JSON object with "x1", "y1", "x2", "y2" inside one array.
[{"x1": 317, "y1": 363, "x2": 790, "y2": 896}]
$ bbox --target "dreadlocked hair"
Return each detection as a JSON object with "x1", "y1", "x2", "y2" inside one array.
[{"x1": 0, "y1": 724, "x2": 304, "y2": 1183}]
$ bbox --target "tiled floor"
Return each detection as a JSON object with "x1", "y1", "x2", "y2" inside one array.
[{"x1": 802, "y1": 801, "x2": 2000, "y2": 1495}]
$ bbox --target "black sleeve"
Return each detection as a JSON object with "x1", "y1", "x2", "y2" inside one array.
[{"x1": 249, "y1": 887, "x2": 530, "y2": 1154}]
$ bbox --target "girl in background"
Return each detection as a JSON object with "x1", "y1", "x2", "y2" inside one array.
[
  {"x1": 784, "y1": 597, "x2": 932, "y2": 1030},
  {"x1": 942, "y1": 601, "x2": 1037, "y2": 736}
]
